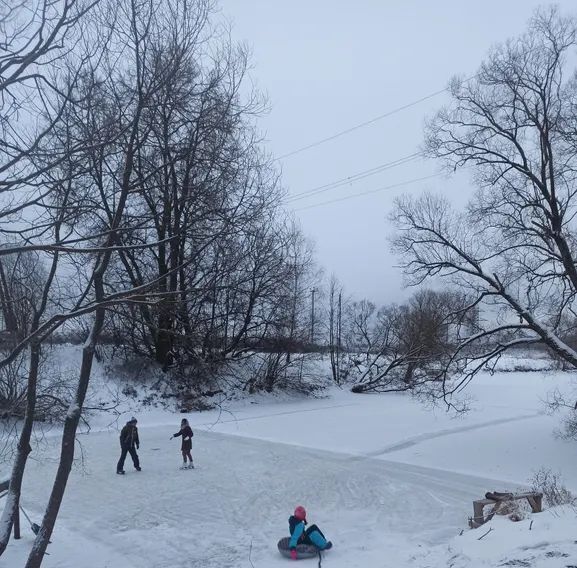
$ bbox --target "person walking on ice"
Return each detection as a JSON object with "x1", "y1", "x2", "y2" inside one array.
[
  {"x1": 117, "y1": 417, "x2": 141, "y2": 474},
  {"x1": 171, "y1": 418, "x2": 194, "y2": 469}
]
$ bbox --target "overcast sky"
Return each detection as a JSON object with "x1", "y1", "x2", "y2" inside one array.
[{"x1": 219, "y1": 1, "x2": 576, "y2": 305}]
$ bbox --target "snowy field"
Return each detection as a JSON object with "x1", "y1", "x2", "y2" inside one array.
[{"x1": 3, "y1": 352, "x2": 577, "y2": 567}]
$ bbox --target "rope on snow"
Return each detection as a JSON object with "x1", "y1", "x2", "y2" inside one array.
[{"x1": 248, "y1": 539, "x2": 255, "y2": 568}]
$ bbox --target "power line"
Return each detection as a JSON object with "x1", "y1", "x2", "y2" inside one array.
[
  {"x1": 285, "y1": 152, "x2": 422, "y2": 203},
  {"x1": 275, "y1": 74, "x2": 478, "y2": 162},
  {"x1": 292, "y1": 172, "x2": 443, "y2": 212},
  {"x1": 275, "y1": 89, "x2": 448, "y2": 161}
]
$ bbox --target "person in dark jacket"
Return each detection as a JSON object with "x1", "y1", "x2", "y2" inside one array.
[
  {"x1": 170, "y1": 418, "x2": 194, "y2": 469},
  {"x1": 288, "y1": 505, "x2": 332, "y2": 560},
  {"x1": 116, "y1": 417, "x2": 141, "y2": 474}
]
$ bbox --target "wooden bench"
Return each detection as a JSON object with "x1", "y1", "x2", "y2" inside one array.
[{"x1": 469, "y1": 491, "x2": 543, "y2": 528}]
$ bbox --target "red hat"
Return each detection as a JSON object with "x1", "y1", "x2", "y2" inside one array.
[{"x1": 294, "y1": 505, "x2": 306, "y2": 520}]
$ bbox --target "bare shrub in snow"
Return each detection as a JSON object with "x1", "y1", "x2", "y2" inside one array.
[
  {"x1": 0, "y1": 350, "x2": 75, "y2": 422},
  {"x1": 544, "y1": 388, "x2": 577, "y2": 442},
  {"x1": 242, "y1": 352, "x2": 326, "y2": 395},
  {"x1": 556, "y1": 412, "x2": 577, "y2": 441},
  {"x1": 529, "y1": 468, "x2": 576, "y2": 509}
]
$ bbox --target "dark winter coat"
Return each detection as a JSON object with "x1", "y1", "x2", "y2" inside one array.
[
  {"x1": 173, "y1": 425, "x2": 193, "y2": 451},
  {"x1": 120, "y1": 423, "x2": 139, "y2": 450}
]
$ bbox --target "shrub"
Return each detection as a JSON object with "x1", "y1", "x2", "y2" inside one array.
[{"x1": 529, "y1": 468, "x2": 576, "y2": 508}]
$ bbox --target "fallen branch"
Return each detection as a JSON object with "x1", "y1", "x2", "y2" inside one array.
[{"x1": 477, "y1": 527, "x2": 493, "y2": 540}]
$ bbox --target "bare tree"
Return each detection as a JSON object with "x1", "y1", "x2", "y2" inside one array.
[
  {"x1": 325, "y1": 276, "x2": 345, "y2": 384},
  {"x1": 392, "y1": 7, "x2": 577, "y2": 404},
  {"x1": 21, "y1": 0, "x2": 204, "y2": 562},
  {"x1": 94, "y1": 12, "x2": 306, "y2": 379},
  {"x1": 344, "y1": 299, "x2": 377, "y2": 356},
  {"x1": 0, "y1": 0, "x2": 104, "y2": 557}
]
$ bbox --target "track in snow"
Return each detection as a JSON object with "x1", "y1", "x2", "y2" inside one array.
[{"x1": 364, "y1": 412, "x2": 543, "y2": 456}]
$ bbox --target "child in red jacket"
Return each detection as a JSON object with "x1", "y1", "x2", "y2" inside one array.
[{"x1": 170, "y1": 418, "x2": 194, "y2": 469}]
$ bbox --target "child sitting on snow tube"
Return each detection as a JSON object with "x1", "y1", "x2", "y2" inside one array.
[{"x1": 288, "y1": 505, "x2": 332, "y2": 560}]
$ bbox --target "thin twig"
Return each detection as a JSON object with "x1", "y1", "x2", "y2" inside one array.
[{"x1": 477, "y1": 527, "x2": 493, "y2": 540}]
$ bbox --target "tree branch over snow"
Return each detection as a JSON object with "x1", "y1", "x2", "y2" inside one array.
[{"x1": 390, "y1": 7, "x2": 577, "y2": 404}]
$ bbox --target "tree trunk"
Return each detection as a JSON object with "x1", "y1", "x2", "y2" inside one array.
[
  {"x1": 26, "y1": 50, "x2": 142, "y2": 564},
  {"x1": 24, "y1": 330, "x2": 101, "y2": 568},
  {"x1": 156, "y1": 311, "x2": 173, "y2": 369},
  {"x1": 0, "y1": 343, "x2": 39, "y2": 555},
  {"x1": 0, "y1": 260, "x2": 18, "y2": 334},
  {"x1": 403, "y1": 361, "x2": 415, "y2": 385}
]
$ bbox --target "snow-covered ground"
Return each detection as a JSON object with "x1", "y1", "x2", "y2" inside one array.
[{"x1": 3, "y1": 349, "x2": 577, "y2": 567}]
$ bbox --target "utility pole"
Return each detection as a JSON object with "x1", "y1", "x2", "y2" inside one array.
[
  {"x1": 310, "y1": 287, "x2": 316, "y2": 343},
  {"x1": 337, "y1": 291, "x2": 342, "y2": 381}
]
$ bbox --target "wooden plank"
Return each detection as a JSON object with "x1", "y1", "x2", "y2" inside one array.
[
  {"x1": 526, "y1": 495, "x2": 543, "y2": 513},
  {"x1": 482, "y1": 492, "x2": 543, "y2": 502},
  {"x1": 472, "y1": 500, "x2": 496, "y2": 526},
  {"x1": 474, "y1": 499, "x2": 496, "y2": 506},
  {"x1": 510, "y1": 492, "x2": 543, "y2": 500}
]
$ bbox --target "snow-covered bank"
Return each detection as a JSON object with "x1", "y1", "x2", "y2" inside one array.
[{"x1": 424, "y1": 507, "x2": 577, "y2": 568}]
